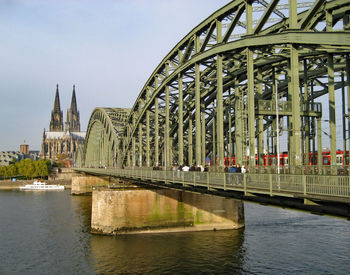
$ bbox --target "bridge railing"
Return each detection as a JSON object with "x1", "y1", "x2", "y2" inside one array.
[
  {"x1": 305, "y1": 175, "x2": 350, "y2": 197},
  {"x1": 78, "y1": 167, "x2": 350, "y2": 200},
  {"x1": 248, "y1": 165, "x2": 348, "y2": 175}
]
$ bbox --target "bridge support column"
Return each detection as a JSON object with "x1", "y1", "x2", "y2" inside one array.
[
  {"x1": 247, "y1": 47, "x2": 256, "y2": 170},
  {"x1": 188, "y1": 116, "x2": 193, "y2": 165},
  {"x1": 212, "y1": 116, "x2": 216, "y2": 166},
  {"x1": 235, "y1": 87, "x2": 243, "y2": 166},
  {"x1": 228, "y1": 91, "x2": 233, "y2": 159},
  {"x1": 303, "y1": 60, "x2": 310, "y2": 165},
  {"x1": 138, "y1": 123, "x2": 143, "y2": 167},
  {"x1": 195, "y1": 63, "x2": 202, "y2": 165},
  {"x1": 257, "y1": 69, "x2": 265, "y2": 167},
  {"x1": 132, "y1": 135, "x2": 136, "y2": 167},
  {"x1": 165, "y1": 64, "x2": 171, "y2": 168},
  {"x1": 178, "y1": 74, "x2": 184, "y2": 166},
  {"x1": 71, "y1": 175, "x2": 109, "y2": 195},
  {"x1": 201, "y1": 110, "x2": 206, "y2": 166},
  {"x1": 91, "y1": 188, "x2": 244, "y2": 235},
  {"x1": 317, "y1": 117, "x2": 322, "y2": 169},
  {"x1": 146, "y1": 90, "x2": 151, "y2": 167},
  {"x1": 328, "y1": 53, "x2": 336, "y2": 171},
  {"x1": 217, "y1": 54, "x2": 224, "y2": 169},
  {"x1": 155, "y1": 97, "x2": 159, "y2": 166},
  {"x1": 290, "y1": 44, "x2": 302, "y2": 167}
]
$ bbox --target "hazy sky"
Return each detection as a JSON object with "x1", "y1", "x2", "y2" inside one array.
[{"x1": 0, "y1": 0, "x2": 231, "y2": 151}]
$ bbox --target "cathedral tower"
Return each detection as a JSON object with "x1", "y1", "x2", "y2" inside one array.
[
  {"x1": 49, "y1": 84, "x2": 64, "y2": 131},
  {"x1": 66, "y1": 85, "x2": 81, "y2": 132},
  {"x1": 41, "y1": 84, "x2": 86, "y2": 163}
]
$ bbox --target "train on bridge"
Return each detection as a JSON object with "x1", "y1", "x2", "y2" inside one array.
[{"x1": 223, "y1": 149, "x2": 349, "y2": 167}]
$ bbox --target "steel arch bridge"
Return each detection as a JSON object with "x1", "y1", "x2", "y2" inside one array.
[
  {"x1": 77, "y1": 107, "x2": 130, "y2": 168},
  {"x1": 77, "y1": 0, "x2": 350, "y2": 173}
]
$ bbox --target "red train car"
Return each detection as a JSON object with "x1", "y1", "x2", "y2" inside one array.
[
  {"x1": 314, "y1": 150, "x2": 349, "y2": 166},
  {"x1": 219, "y1": 149, "x2": 349, "y2": 167}
]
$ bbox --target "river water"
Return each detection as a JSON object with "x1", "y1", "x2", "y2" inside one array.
[{"x1": 0, "y1": 189, "x2": 349, "y2": 274}]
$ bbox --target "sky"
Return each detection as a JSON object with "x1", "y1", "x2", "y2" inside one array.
[{"x1": 0, "y1": 0, "x2": 231, "y2": 151}]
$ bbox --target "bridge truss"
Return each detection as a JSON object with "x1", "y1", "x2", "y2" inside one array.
[
  {"x1": 78, "y1": 0, "x2": 350, "y2": 172},
  {"x1": 76, "y1": 107, "x2": 130, "y2": 167}
]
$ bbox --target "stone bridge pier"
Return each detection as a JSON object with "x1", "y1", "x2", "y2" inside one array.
[
  {"x1": 71, "y1": 174, "x2": 110, "y2": 195},
  {"x1": 72, "y1": 175, "x2": 244, "y2": 235},
  {"x1": 91, "y1": 186, "x2": 244, "y2": 235}
]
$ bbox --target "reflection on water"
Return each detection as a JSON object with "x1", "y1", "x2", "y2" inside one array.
[
  {"x1": 91, "y1": 229, "x2": 245, "y2": 274},
  {"x1": 0, "y1": 190, "x2": 349, "y2": 274},
  {"x1": 70, "y1": 194, "x2": 92, "y2": 230}
]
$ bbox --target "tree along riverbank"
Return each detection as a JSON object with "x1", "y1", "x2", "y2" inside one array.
[
  {"x1": 0, "y1": 159, "x2": 51, "y2": 179},
  {"x1": 0, "y1": 179, "x2": 71, "y2": 190}
]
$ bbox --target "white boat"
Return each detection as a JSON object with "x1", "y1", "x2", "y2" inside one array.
[{"x1": 19, "y1": 180, "x2": 65, "y2": 190}]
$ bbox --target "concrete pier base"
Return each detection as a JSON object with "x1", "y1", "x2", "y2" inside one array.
[
  {"x1": 91, "y1": 188, "x2": 244, "y2": 235},
  {"x1": 71, "y1": 175, "x2": 110, "y2": 195}
]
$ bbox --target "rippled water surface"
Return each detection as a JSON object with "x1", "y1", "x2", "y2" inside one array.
[{"x1": 0, "y1": 189, "x2": 349, "y2": 274}]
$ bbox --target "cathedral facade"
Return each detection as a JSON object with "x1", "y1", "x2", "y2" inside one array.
[{"x1": 41, "y1": 85, "x2": 86, "y2": 165}]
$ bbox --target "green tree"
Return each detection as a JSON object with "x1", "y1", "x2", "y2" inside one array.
[
  {"x1": 7, "y1": 164, "x2": 17, "y2": 177},
  {"x1": 4, "y1": 166, "x2": 10, "y2": 178},
  {"x1": 15, "y1": 161, "x2": 25, "y2": 176},
  {"x1": 21, "y1": 159, "x2": 35, "y2": 179},
  {"x1": 0, "y1": 165, "x2": 7, "y2": 178},
  {"x1": 11, "y1": 159, "x2": 51, "y2": 179},
  {"x1": 35, "y1": 159, "x2": 49, "y2": 178}
]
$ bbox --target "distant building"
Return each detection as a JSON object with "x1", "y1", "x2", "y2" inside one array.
[
  {"x1": 0, "y1": 149, "x2": 39, "y2": 167},
  {"x1": 41, "y1": 85, "x2": 86, "y2": 165},
  {"x1": 0, "y1": 151, "x2": 25, "y2": 166},
  {"x1": 29, "y1": 151, "x2": 40, "y2": 161},
  {"x1": 20, "y1": 143, "x2": 29, "y2": 155}
]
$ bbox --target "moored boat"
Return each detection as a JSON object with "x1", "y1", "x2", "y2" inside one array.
[{"x1": 19, "y1": 180, "x2": 64, "y2": 190}]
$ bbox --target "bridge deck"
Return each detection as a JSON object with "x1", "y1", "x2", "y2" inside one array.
[{"x1": 75, "y1": 167, "x2": 350, "y2": 218}]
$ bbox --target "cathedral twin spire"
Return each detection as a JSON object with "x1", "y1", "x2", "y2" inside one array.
[
  {"x1": 50, "y1": 84, "x2": 63, "y2": 131},
  {"x1": 49, "y1": 84, "x2": 80, "y2": 132},
  {"x1": 68, "y1": 85, "x2": 80, "y2": 132}
]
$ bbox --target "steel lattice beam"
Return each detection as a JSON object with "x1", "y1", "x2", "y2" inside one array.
[{"x1": 76, "y1": 1, "x2": 350, "y2": 174}]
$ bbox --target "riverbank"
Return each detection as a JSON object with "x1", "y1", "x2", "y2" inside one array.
[{"x1": 0, "y1": 179, "x2": 71, "y2": 190}]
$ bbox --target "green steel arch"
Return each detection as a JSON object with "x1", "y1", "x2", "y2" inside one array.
[
  {"x1": 81, "y1": 0, "x2": 350, "y2": 173},
  {"x1": 74, "y1": 144, "x2": 84, "y2": 168},
  {"x1": 79, "y1": 107, "x2": 129, "y2": 168}
]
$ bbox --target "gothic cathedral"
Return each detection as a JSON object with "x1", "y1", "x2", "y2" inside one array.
[{"x1": 41, "y1": 85, "x2": 86, "y2": 166}]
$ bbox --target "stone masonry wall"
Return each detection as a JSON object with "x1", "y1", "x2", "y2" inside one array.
[
  {"x1": 91, "y1": 188, "x2": 244, "y2": 235},
  {"x1": 71, "y1": 175, "x2": 109, "y2": 195}
]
